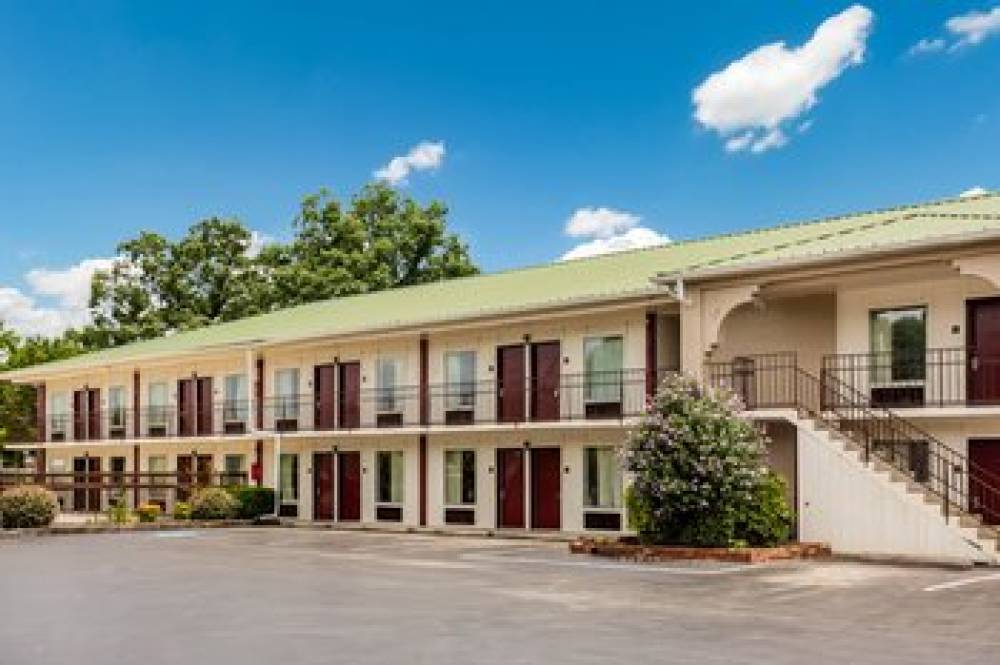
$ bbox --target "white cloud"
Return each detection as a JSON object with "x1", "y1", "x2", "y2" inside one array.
[
  {"x1": 960, "y1": 186, "x2": 990, "y2": 198},
  {"x1": 692, "y1": 4, "x2": 873, "y2": 154},
  {"x1": 947, "y1": 6, "x2": 1000, "y2": 49},
  {"x1": 373, "y1": 140, "x2": 446, "y2": 185},
  {"x1": 910, "y1": 6, "x2": 1000, "y2": 55},
  {"x1": 0, "y1": 257, "x2": 114, "y2": 337},
  {"x1": 560, "y1": 207, "x2": 669, "y2": 261}
]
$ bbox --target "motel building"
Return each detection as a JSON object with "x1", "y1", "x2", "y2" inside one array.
[{"x1": 3, "y1": 192, "x2": 1000, "y2": 564}]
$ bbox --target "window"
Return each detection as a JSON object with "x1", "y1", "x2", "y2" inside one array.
[
  {"x1": 870, "y1": 307, "x2": 926, "y2": 383},
  {"x1": 445, "y1": 351, "x2": 476, "y2": 410},
  {"x1": 444, "y1": 450, "x2": 476, "y2": 505},
  {"x1": 108, "y1": 386, "x2": 127, "y2": 432},
  {"x1": 148, "y1": 455, "x2": 167, "y2": 501},
  {"x1": 223, "y1": 454, "x2": 246, "y2": 485},
  {"x1": 50, "y1": 392, "x2": 69, "y2": 436},
  {"x1": 584, "y1": 336, "x2": 624, "y2": 403},
  {"x1": 223, "y1": 374, "x2": 248, "y2": 423},
  {"x1": 275, "y1": 369, "x2": 299, "y2": 420},
  {"x1": 873, "y1": 441, "x2": 929, "y2": 483},
  {"x1": 148, "y1": 382, "x2": 169, "y2": 428},
  {"x1": 376, "y1": 358, "x2": 402, "y2": 413},
  {"x1": 377, "y1": 451, "x2": 404, "y2": 504},
  {"x1": 584, "y1": 447, "x2": 622, "y2": 509},
  {"x1": 279, "y1": 453, "x2": 299, "y2": 502}
]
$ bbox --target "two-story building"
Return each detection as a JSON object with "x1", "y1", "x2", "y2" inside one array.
[{"x1": 3, "y1": 192, "x2": 1000, "y2": 564}]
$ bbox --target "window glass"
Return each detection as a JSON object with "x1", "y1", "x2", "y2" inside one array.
[
  {"x1": 279, "y1": 453, "x2": 299, "y2": 502},
  {"x1": 223, "y1": 454, "x2": 246, "y2": 485},
  {"x1": 108, "y1": 386, "x2": 126, "y2": 429},
  {"x1": 584, "y1": 446, "x2": 622, "y2": 509},
  {"x1": 376, "y1": 358, "x2": 401, "y2": 413},
  {"x1": 377, "y1": 451, "x2": 404, "y2": 504},
  {"x1": 50, "y1": 393, "x2": 69, "y2": 433},
  {"x1": 444, "y1": 450, "x2": 476, "y2": 505},
  {"x1": 148, "y1": 382, "x2": 168, "y2": 426},
  {"x1": 275, "y1": 369, "x2": 299, "y2": 420},
  {"x1": 584, "y1": 336, "x2": 624, "y2": 402},
  {"x1": 870, "y1": 308, "x2": 926, "y2": 382},
  {"x1": 224, "y1": 374, "x2": 248, "y2": 422},
  {"x1": 445, "y1": 351, "x2": 476, "y2": 410},
  {"x1": 148, "y1": 455, "x2": 167, "y2": 500}
]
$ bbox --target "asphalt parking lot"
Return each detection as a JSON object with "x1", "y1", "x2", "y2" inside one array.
[{"x1": 2, "y1": 528, "x2": 999, "y2": 665}]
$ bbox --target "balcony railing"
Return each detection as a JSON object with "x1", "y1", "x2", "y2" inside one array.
[
  {"x1": 821, "y1": 347, "x2": 1000, "y2": 409},
  {"x1": 43, "y1": 401, "x2": 252, "y2": 443},
  {"x1": 260, "y1": 368, "x2": 675, "y2": 432}
]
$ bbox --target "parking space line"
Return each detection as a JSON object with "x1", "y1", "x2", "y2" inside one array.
[
  {"x1": 460, "y1": 552, "x2": 752, "y2": 575},
  {"x1": 923, "y1": 572, "x2": 1000, "y2": 592}
]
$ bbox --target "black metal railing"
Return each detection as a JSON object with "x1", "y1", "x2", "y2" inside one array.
[
  {"x1": 822, "y1": 347, "x2": 1000, "y2": 408},
  {"x1": 707, "y1": 353, "x2": 1000, "y2": 528},
  {"x1": 44, "y1": 401, "x2": 252, "y2": 443}
]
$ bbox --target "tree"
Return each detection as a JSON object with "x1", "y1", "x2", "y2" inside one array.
[{"x1": 622, "y1": 374, "x2": 793, "y2": 547}]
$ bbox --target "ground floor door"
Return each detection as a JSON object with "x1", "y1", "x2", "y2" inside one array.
[
  {"x1": 530, "y1": 447, "x2": 561, "y2": 530},
  {"x1": 967, "y1": 298, "x2": 1000, "y2": 404},
  {"x1": 969, "y1": 439, "x2": 1000, "y2": 525},
  {"x1": 72, "y1": 457, "x2": 101, "y2": 512},
  {"x1": 338, "y1": 451, "x2": 361, "y2": 521},
  {"x1": 313, "y1": 452, "x2": 335, "y2": 520},
  {"x1": 496, "y1": 448, "x2": 525, "y2": 528},
  {"x1": 176, "y1": 455, "x2": 193, "y2": 502}
]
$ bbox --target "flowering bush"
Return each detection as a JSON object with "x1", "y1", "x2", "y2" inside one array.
[
  {"x1": 136, "y1": 502, "x2": 161, "y2": 523},
  {"x1": 623, "y1": 374, "x2": 793, "y2": 547},
  {"x1": 173, "y1": 502, "x2": 193, "y2": 520},
  {"x1": 190, "y1": 488, "x2": 239, "y2": 520},
  {"x1": 0, "y1": 485, "x2": 59, "y2": 529}
]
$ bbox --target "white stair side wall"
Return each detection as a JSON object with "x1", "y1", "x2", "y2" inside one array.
[{"x1": 796, "y1": 423, "x2": 991, "y2": 563}]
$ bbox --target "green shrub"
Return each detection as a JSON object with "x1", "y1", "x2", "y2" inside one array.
[
  {"x1": 173, "y1": 501, "x2": 193, "y2": 520},
  {"x1": 190, "y1": 487, "x2": 239, "y2": 520},
  {"x1": 623, "y1": 374, "x2": 794, "y2": 548},
  {"x1": 0, "y1": 485, "x2": 59, "y2": 529},
  {"x1": 136, "y1": 502, "x2": 161, "y2": 523},
  {"x1": 107, "y1": 493, "x2": 131, "y2": 525},
  {"x1": 226, "y1": 485, "x2": 275, "y2": 519}
]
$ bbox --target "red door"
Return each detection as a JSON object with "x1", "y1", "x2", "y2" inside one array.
[
  {"x1": 87, "y1": 388, "x2": 101, "y2": 440},
  {"x1": 338, "y1": 362, "x2": 361, "y2": 429},
  {"x1": 314, "y1": 365, "x2": 337, "y2": 430},
  {"x1": 531, "y1": 341, "x2": 561, "y2": 421},
  {"x1": 176, "y1": 455, "x2": 193, "y2": 502},
  {"x1": 531, "y1": 447, "x2": 561, "y2": 530},
  {"x1": 969, "y1": 439, "x2": 1000, "y2": 525},
  {"x1": 313, "y1": 452, "x2": 335, "y2": 520},
  {"x1": 497, "y1": 345, "x2": 526, "y2": 423},
  {"x1": 73, "y1": 457, "x2": 101, "y2": 511},
  {"x1": 197, "y1": 377, "x2": 213, "y2": 435},
  {"x1": 967, "y1": 298, "x2": 1000, "y2": 404},
  {"x1": 496, "y1": 448, "x2": 525, "y2": 528},
  {"x1": 178, "y1": 379, "x2": 196, "y2": 437},
  {"x1": 73, "y1": 390, "x2": 86, "y2": 440},
  {"x1": 338, "y1": 451, "x2": 361, "y2": 521}
]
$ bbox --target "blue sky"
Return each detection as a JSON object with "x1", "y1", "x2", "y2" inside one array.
[{"x1": 0, "y1": 1, "x2": 997, "y2": 335}]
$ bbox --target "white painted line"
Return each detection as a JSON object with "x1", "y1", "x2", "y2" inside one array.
[
  {"x1": 923, "y1": 572, "x2": 1000, "y2": 592},
  {"x1": 460, "y1": 553, "x2": 752, "y2": 575}
]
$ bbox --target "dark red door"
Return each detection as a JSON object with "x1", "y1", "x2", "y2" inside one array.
[
  {"x1": 86, "y1": 388, "x2": 101, "y2": 440},
  {"x1": 176, "y1": 455, "x2": 193, "y2": 502},
  {"x1": 531, "y1": 341, "x2": 561, "y2": 421},
  {"x1": 314, "y1": 365, "x2": 336, "y2": 430},
  {"x1": 73, "y1": 390, "x2": 86, "y2": 440},
  {"x1": 496, "y1": 448, "x2": 525, "y2": 528},
  {"x1": 196, "y1": 377, "x2": 213, "y2": 435},
  {"x1": 531, "y1": 448, "x2": 561, "y2": 529},
  {"x1": 338, "y1": 362, "x2": 361, "y2": 429},
  {"x1": 72, "y1": 457, "x2": 88, "y2": 511},
  {"x1": 338, "y1": 451, "x2": 361, "y2": 521},
  {"x1": 178, "y1": 379, "x2": 196, "y2": 436},
  {"x1": 969, "y1": 439, "x2": 1000, "y2": 525},
  {"x1": 313, "y1": 452, "x2": 335, "y2": 520},
  {"x1": 497, "y1": 345, "x2": 526, "y2": 423},
  {"x1": 968, "y1": 298, "x2": 1000, "y2": 404},
  {"x1": 196, "y1": 455, "x2": 213, "y2": 488}
]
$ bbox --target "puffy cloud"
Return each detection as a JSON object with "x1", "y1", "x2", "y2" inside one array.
[
  {"x1": 907, "y1": 38, "x2": 946, "y2": 56},
  {"x1": 0, "y1": 257, "x2": 114, "y2": 337},
  {"x1": 560, "y1": 207, "x2": 669, "y2": 261},
  {"x1": 692, "y1": 5, "x2": 873, "y2": 153},
  {"x1": 373, "y1": 140, "x2": 446, "y2": 185},
  {"x1": 910, "y1": 6, "x2": 1000, "y2": 54},
  {"x1": 960, "y1": 186, "x2": 990, "y2": 198}
]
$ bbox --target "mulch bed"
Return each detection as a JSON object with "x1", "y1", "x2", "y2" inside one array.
[{"x1": 570, "y1": 537, "x2": 831, "y2": 564}]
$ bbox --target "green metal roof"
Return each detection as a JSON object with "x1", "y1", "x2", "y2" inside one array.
[{"x1": 6, "y1": 192, "x2": 1000, "y2": 380}]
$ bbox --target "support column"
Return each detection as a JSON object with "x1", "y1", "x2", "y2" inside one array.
[
  {"x1": 523, "y1": 442, "x2": 531, "y2": 531},
  {"x1": 273, "y1": 435, "x2": 281, "y2": 517},
  {"x1": 419, "y1": 434, "x2": 428, "y2": 527},
  {"x1": 35, "y1": 448, "x2": 46, "y2": 485},
  {"x1": 419, "y1": 337, "x2": 429, "y2": 527},
  {"x1": 133, "y1": 371, "x2": 141, "y2": 438},
  {"x1": 132, "y1": 444, "x2": 140, "y2": 508},
  {"x1": 255, "y1": 439, "x2": 264, "y2": 488},
  {"x1": 35, "y1": 382, "x2": 46, "y2": 443},
  {"x1": 255, "y1": 357, "x2": 265, "y2": 431},
  {"x1": 645, "y1": 311, "x2": 658, "y2": 399}
]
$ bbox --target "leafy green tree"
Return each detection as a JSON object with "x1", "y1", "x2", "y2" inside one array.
[{"x1": 623, "y1": 374, "x2": 793, "y2": 547}]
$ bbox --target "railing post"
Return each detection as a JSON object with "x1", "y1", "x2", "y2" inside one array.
[{"x1": 943, "y1": 462, "x2": 951, "y2": 522}]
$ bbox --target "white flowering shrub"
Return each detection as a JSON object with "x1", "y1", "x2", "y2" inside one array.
[{"x1": 622, "y1": 374, "x2": 793, "y2": 547}]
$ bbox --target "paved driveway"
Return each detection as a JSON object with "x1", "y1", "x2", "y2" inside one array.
[{"x1": 2, "y1": 528, "x2": 999, "y2": 664}]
